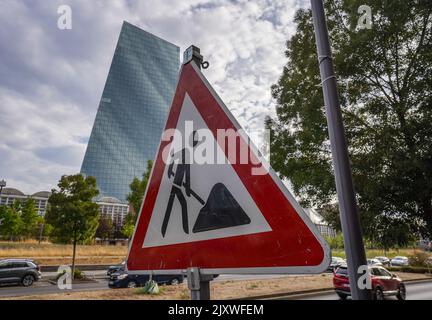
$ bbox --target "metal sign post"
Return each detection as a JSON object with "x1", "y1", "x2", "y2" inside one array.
[
  {"x1": 187, "y1": 268, "x2": 213, "y2": 300},
  {"x1": 310, "y1": 0, "x2": 371, "y2": 300}
]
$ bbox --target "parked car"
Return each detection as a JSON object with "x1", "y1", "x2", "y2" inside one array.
[
  {"x1": 0, "y1": 259, "x2": 42, "y2": 287},
  {"x1": 333, "y1": 265, "x2": 406, "y2": 300},
  {"x1": 107, "y1": 261, "x2": 126, "y2": 276},
  {"x1": 374, "y1": 256, "x2": 390, "y2": 266},
  {"x1": 391, "y1": 256, "x2": 409, "y2": 266},
  {"x1": 108, "y1": 270, "x2": 184, "y2": 288},
  {"x1": 327, "y1": 257, "x2": 346, "y2": 272},
  {"x1": 367, "y1": 258, "x2": 383, "y2": 266}
]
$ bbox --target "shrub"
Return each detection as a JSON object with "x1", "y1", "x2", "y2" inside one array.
[
  {"x1": 55, "y1": 267, "x2": 85, "y2": 280},
  {"x1": 387, "y1": 266, "x2": 431, "y2": 274},
  {"x1": 73, "y1": 268, "x2": 85, "y2": 280},
  {"x1": 247, "y1": 283, "x2": 259, "y2": 290},
  {"x1": 325, "y1": 233, "x2": 344, "y2": 249},
  {"x1": 408, "y1": 251, "x2": 430, "y2": 267}
]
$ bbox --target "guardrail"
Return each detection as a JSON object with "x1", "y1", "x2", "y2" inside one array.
[{"x1": 41, "y1": 264, "x2": 110, "y2": 272}]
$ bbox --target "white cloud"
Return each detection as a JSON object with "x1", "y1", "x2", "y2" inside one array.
[{"x1": 0, "y1": 0, "x2": 307, "y2": 194}]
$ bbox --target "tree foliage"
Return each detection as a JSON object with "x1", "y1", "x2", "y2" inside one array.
[
  {"x1": 0, "y1": 202, "x2": 22, "y2": 240},
  {"x1": 270, "y1": 0, "x2": 432, "y2": 240},
  {"x1": 95, "y1": 216, "x2": 114, "y2": 240},
  {"x1": 45, "y1": 174, "x2": 99, "y2": 276},
  {"x1": 46, "y1": 174, "x2": 100, "y2": 244},
  {"x1": 121, "y1": 213, "x2": 136, "y2": 240},
  {"x1": 123, "y1": 160, "x2": 153, "y2": 239},
  {"x1": 371, "y1": 213, "x2": 419, "y2": 250},
  {"x1": 20, "y1": 198, "x2": 43, "y2": 238},
  {"x1": 127, "y1": 160, "x2": 153, "y2": 216},
  {"x1": 0, "y1": 198, "x2": 42, "y2": 240}
]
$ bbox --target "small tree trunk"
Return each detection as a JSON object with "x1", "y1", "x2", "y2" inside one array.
[
  {"x1": 38, "y1": 224, "x2": 44, "y2": 245},
  {"x1": 72, "y1": 239, "x2": 77, "y2": 280}
]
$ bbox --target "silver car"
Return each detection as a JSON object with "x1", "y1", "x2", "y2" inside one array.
[{"x1": 391, "y1": 256, "x2": 409, "y2": 266}]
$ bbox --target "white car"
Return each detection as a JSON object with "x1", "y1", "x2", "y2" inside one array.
[
  {"x1": 391, "y1": 256, "x2": 409, "y2": 266},
  {"x1": 367, "y1": 258, "x2": 383, "y2": 266},
  {"x1": 328, "y1": 257, "x2": 346, "y2": 271},
  {"x1": 374, "y1": 256, "x2": 390, "y2": 266}
]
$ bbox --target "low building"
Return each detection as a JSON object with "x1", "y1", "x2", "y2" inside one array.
[
  {"x1": 0, "y1": 186, "x2": 130, "y2": 231},
  {"x1": 95, "y1": 197, "x2": 129, "y2": 231},
  {"x1": 304, "y1": 208, "x2": 336, "y2": 238},
  {"x1": 0, "y1": 188, "x2": 51, "y2": 216}
]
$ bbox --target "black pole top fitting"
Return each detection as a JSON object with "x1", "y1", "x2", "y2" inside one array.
[{"x1": 183, "y1": 45, "x2": 209, "y2": 70}]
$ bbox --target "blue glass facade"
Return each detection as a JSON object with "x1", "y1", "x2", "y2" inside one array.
[{"x1": 81, "y1": 22, "x2": 179, "y2": 202}]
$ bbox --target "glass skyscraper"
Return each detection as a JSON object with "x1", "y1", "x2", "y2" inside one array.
[{"x1": 81, "y1": 22, "x2": 180, "y2": 202}]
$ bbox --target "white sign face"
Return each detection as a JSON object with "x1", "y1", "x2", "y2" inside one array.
[{"x1": 143, "y1": 94, "x2": 272, "y2": 248}]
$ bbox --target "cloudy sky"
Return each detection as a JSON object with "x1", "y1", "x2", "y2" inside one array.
[{"x1": 0, "y1": 0, "x2": 307, "y2": 194}]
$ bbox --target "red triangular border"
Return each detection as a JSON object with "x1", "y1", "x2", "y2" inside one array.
[{"x1": 127, "y1": 63, "x2": 330, "y2": 273}]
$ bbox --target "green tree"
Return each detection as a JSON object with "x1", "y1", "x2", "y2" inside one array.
[
  {"x1": 121, "y1": 212, "x2": 136, "y2": 239},
  {"x1": 45, "y1": 174, "x2": 100, "y2": 278},
  {"x1": 39, "y1": 223, "x2": 53, "y2": 243},
  {"x1": 20, "y1": 198, "x2": 43, "y2": 238},
  {"x1": 127, "y1": 160, "x2": 153, "y2": 216},
  {"x1": 270, "y1": 1, "x2": 432, "y2": 240},
  {"x1": 371, "y1": 213, "x2": 419, "y2": 251},
  {"x1": 96, "y1": 216, "x2": 114, "y2": 241},
  {"x1": 0, "y1": 202, "x2": 22, "y2": 240},
  {"x1": 123, "y1": 160, "x2": 153, "y2": 239}
]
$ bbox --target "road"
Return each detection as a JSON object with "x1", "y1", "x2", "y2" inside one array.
[
  {"x1": 0, "y1": 272, "x2": 298, "y2": 298},
  {"x1": 1, "y1": 270, "x2": 431, "y2": 300},
  {"x1": 279, "y1": 280, "x2": 432, "y2": 300},
  {"x1": 0, "y1": 279, "x2": 110, "y2": 298}
]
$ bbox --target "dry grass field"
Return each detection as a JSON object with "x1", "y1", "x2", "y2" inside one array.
[
  {"x1": 0, "y1": 241, "x2": 127, "y2": 265},
  {"x1": 0, "y1": 241, "x2": 427, "y2": 266},
  {"x1": 332, "y1": 248, "x2": 421, "y2": 259}
]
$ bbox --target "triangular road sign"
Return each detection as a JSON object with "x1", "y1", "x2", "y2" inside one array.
[{"x1": 127, "y1": 62, "x2": 330, "y2": 274}]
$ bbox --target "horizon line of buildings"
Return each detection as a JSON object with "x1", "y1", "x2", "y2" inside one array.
[
  {"x1": 0, "y1": 187, "x2": 129, "y2": 231},
  {"x1": 0, "y1": 186, "x2": 335, "y2": 238}
]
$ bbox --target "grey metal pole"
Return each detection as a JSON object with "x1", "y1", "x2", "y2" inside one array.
[
  {"x1": 187, "y1": 267, "x2": 213, "y2": 300},
  {"x1": 310, "y1": 0, "x2": 371, "y2": 300}
]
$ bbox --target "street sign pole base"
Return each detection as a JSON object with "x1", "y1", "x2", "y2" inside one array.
[{"x1": 187, "y1": 267, "x2": 213, "y2": 300}]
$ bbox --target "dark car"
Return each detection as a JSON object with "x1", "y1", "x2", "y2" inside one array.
[
  {"x1": 333, "y1": 265, "x2": 406, "y2": 300},
  {"x1": 108, "y1": 270, "x2": 184, "y2": 288},
  {"x1": 0, "y1": 259, "x2": 42, "y2": 287},
  {"x1": 107, "y1": 261, "x2": 126, "y2": 276}
]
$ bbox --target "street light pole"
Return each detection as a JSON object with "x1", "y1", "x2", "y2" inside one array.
[
  {"x1": 0, "y1": 179, "x2": 6, "y2": 194},
  {"x1": 310, "y1": 0, "x2": 371, "y2": 300},
  {"x1": 0, "y1": 180, "x2": 6, "y2": 228},
  {"x1": 39, "y1": 223, "x2": 45, "y2": 245}
]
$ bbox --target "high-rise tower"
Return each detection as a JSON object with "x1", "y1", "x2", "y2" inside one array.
[{"x1": 81, "y1": 22, "x2": 179, "y2": 202}]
